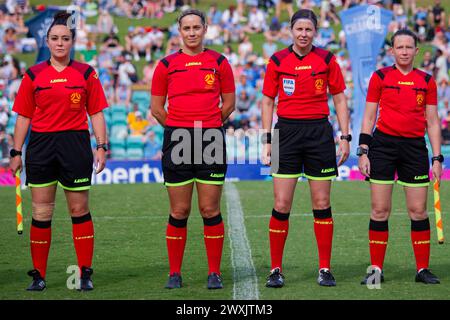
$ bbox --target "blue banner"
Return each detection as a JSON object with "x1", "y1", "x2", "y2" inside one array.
[
  {"x1": 25, "y1": 8, "x2": 75, "y2": 63},
  {"x1": 89, "y1": 158, "x2": 450, "y2": 185},
  {"x1": 340, "y1": 5, "x2": 393, "y2": 153}
]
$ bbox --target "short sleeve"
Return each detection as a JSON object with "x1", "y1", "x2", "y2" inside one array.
[
  {"x1": 86, "y1": 69, "x2": 108, "y2": 116},
  {"x1": 262, "y1": 59, "x2": 279, "y2": 98},
  {"x1": 12, "y1": 73, "x2": 35, "y2": 118},
  {"x1": 366, "y1": 72, "x2": 382, "y2": 103},
  {"x1": 151, "y1": 61, "x2": 168, "y2": 96},
  {"x1": 327, "y1": 57, "x2": 346, "y2": 95},
  {"x1": 219, "y1": 58, "x2": 235, "y2": 94},
  {"x1": 426, "y1": 76, "x2": 438, "y2": 106}
]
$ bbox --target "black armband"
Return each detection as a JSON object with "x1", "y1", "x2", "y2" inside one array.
[
  {"x1": 359, "y1": 133, "x2": 373, "y2": 146},
  {"x1": 261, "y1": 132, "x2": 272, "y2": 144}
]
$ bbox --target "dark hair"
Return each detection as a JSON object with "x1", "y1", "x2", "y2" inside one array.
[
  {"x1": 47, "y1": 11, "x2": 76, "y2": 39},
  {"x1": 290, "y1": 9, "x2": 318, "y2": 30},
  {"x1": 390, "y1": 29, "x2": 418, "y2": 47},
  {"x1": 177, "y1": 9, "x2": 206, "y2": 26}
]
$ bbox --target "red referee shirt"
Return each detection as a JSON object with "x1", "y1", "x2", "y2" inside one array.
[
  {"x1": 13, "y1": 60, "x2": 108, "y2": 132},
  {"x1": 262, "y1": 45, "x2": 346, "y2": 119},
  {"x1": 151, "y1": 49, "x2": 235, "y2": 128},
  {"x1": 366, "y1": 65, "x2": 438, "y2": 138}
]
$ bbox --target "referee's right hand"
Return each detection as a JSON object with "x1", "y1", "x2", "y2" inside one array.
[
  {"x1": 262, "y1": 143, "x2": 271, "y2": 166},
  {"x1": 9, "y1": 156, "x2": 22, "y2": 177}
]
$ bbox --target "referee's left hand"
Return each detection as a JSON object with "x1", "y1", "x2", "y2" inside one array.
[
  {"x1": 95, "y1": 149, "x2": 106, "y2": 174},
  {"x1": 337, "y1": 140, "x2": 350, "y2": 167}
]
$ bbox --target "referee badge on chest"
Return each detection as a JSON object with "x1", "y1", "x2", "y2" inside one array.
[
  {"x1": 69, "y1": 92, "x2": 82, "y2": 110},
  {"x1": 416, "y1": 93, "x2": 424, "y2": 106},
  {"x1": 282, "y1": 78, "x2": 295, "y2": 96}
]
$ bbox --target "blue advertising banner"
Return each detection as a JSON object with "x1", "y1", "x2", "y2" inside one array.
[
  {"x1": 89, "y1": 158, "x2": 450, "y2": 185},
  {"x1": 340, "y1": 5, "x2": 393, "y2": 153}
]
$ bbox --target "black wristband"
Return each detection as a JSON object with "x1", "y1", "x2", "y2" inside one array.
[
  {"x1": 261, "y1": 132, "x2": 272, "y2": 144},
  {"x1": 359, "y1": 133, "x2": 373, "y2": 146}
]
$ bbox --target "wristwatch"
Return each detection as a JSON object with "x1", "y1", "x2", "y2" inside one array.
[
  {"x1": 431, "y1": 154, "x2": 444, "y2": 163},
  {"x1": 96, "y1": 143, "x2": 108, "y2": 152},
  {"x1": 340, "y1": 134, "x2": 352, "y2": 142},
  {"x1": 356, "y1": 146, "x2": 368, "y2": 157},
  {"x1": 9, "y1": 149, "x2": 22, "y2": 157}
]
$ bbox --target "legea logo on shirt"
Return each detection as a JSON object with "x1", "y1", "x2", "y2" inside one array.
[{"x1": 283, "y1": 78, "x2": 295, "y2": 96}]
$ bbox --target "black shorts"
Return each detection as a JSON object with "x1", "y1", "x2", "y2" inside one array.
[
  {"x1": 25, "y1": 130, "x2": 93, "y2": 190},
  {"x1": 162, "y1": 126, "x2": 227, "y2": 186},
  {"x1": 367, "y1": 129, "x2": 430, "y2": 187},
  {"x1": 271, "y1": 117, "x2": 338, "y2": 180}
]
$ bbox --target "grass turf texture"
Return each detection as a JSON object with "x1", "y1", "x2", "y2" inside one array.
[{"x1": 0, "y1": 181, "x2": 449, "y2": 300}]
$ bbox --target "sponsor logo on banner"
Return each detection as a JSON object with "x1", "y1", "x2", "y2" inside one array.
[{"x1": 283, "y1": 78, "x2": 295, "y2": 96}]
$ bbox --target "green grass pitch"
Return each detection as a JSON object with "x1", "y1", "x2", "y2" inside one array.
[{"x1": 0, "y1": 181, "x2": 449, "y2": 300}]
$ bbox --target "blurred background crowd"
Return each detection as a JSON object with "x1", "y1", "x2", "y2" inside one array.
[{"x1": 0, "y1": 0, "x2": 449, "y2": 164}]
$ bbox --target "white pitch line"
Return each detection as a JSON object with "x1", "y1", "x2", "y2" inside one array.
[{"x1": 225, "y1": 182, "x2": 259, "y2": 300}]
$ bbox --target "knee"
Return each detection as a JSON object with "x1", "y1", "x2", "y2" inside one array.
[
  {"x1": 371, "y1": 206, "x2": 390, "y2": 221},
  {"x1": 68, "y1": 203, "x2": 89, "y2": 217},
  {"x1": 171, "y1": 206, "x2": 191, "y2": 220},
  {"x1": 408, "y1": 206, "x2": 428, "y2": 221},
  {"x1": 199, "y1": 204, "x2": 220, "y2": 219},
  {"x1": 274, "y1": 198, "x2": 291, "y2": 214},
  {"x1": 311, "y1": 195, "x2": 330, "y2": 210},
  {"x1": 32, "y1": 202, "x2": 55, "y2": 221}
]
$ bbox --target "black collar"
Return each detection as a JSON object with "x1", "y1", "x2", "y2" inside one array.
[{"x1": 289, "y1": 44, "x2": 315, "y2": 60}]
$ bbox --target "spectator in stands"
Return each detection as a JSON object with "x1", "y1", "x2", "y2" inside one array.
[
  {"x1": 316, "y1": 20, "x2": 336, "y2": 49},
  {"x1": 221, "y1": 4, "x2": 240, "y2": 29},
  {"x1": 276, "y1": 0, "x2": 294, "y2": 20},
  {"x1": 414, "y1": 7, "x2": 433, "y2": 42},
  {"x1": 0, "y1": 103, "x2": 9, "y2": 160},
  {"x1": 265, "y1": 17, "x2": 281, "y2": 42},
  {"x1": 207, "y1": 3, "x2": 222, "y2": 25},
  {"x1": 244, "y1": 5, "x2": 267, "y2": 34},
  {"x1": 420, "y1": 51, "x2": 435, "y2": 74},
  {"x1": 165, "y1": 35, "x2": 181, "y2": 55},
  {"x1": 148, "y1": 26, "x2": 164, "y2": 59},
  {"x1": 142, "y1": 59, "x2": 157, "y2": 86},
  {"x1": 124, "y1": 26, "x2": 135, "y2": 53},
  {"x1": 235, "y1": 89, "x2": 252, "y2": 113},
  {"x1": 430, "y1": 0, "x2": 446, "y2": 29},
  {"x1": 238, "y1": 35, "x2": 253, "y2": 64},
  {"x1": 80, "y1": 40, "x2": 97, "y2": 66},
  {"x1": 143, "y1": 130, "x2": 162, "y2": 159},
  {"x1": 441, "y1": 109, "x2": 450, "y2": 145},
  {"x1": 129, "y1": 111, "x2": 149, "y2": 136},
  {"x1": 320, "y1": 0, "x2": 340, "y2": 26},
  {"x1": 438, "y1": 79, "x2": 450, "y2": 107},
  {"x1": 434, "y1": 49, "x2": 449, "y2": 84},
  {"x1": 115, "y1": 53, "x2": 135, "y2": 106},
  {"x1": 127, "y1": 103, "x2": 140, "y2": 125},
  {"x1": 3, "y1": 27, "x2": 18, "y2": 53},
  {"x1": 205, "y1": 17, "x2": 223, "y2": 45},
  {"x1": 222, "y1": 44, "x2": 239, "y2": 67},
  {"x1": 131, "y1": 27, "x2": 152, "y2": 62},
  {"x1": 101, "y1": 30, "x2": 123, "y2": 55},
  {"x1": 97, "y1": 9, "x2": 114, "y2": 34},
  {"x1": 262, "y1": 34, "x2": 278, "y2": 61}
]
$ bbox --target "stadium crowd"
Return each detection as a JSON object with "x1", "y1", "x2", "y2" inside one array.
[{"x1": 0, "y1": 0, "x2": 449, "y2": 163}]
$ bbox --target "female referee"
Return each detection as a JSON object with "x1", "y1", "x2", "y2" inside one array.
[
  {"x1": 261, "y1": 9, "x2": 350, "y2": 288},
  {"x1": 358, "y1": 29, "x2": 442, "y2": 285},
  {"x1": 9, "y1": 12, "x2": 108, "y2": 291},
  {"x1": 151, "y1": 9, "x2": 235, "y2": 290}
]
